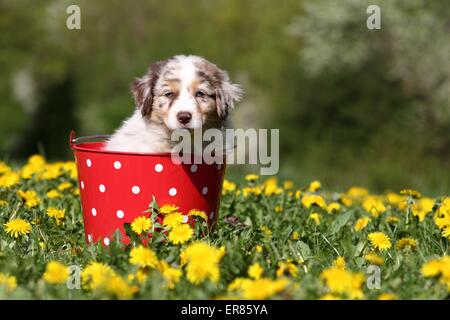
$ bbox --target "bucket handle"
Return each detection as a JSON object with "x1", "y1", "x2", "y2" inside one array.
[{"x1": 70, "y1": 130, "x2": 111, "y2": 148}]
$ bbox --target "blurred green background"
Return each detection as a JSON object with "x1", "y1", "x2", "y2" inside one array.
[{"x1": 0, "y1": 0, "x2": 449, "y2": 194}]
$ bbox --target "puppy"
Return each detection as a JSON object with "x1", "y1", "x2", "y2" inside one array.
[{"x1": 104, "y1": 55, "x2": 243, "y2": 154}]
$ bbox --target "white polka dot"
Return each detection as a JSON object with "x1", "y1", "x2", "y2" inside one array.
[
  {"x1": 91, "y1": 208, "x2": 97, "y2": 216},
  {"x1": 99, "y1": 184, "x2": 106, "y2": 193},
  {"x1": 210, "y1": 211, "x2": 215, "y2": 219},
  {"x1": 81, "y1": 181, "x2": 85, "y2": 190},
  {"x1": 87, "y1": 234, "x2": 93, "y2": 243},
  {"x1": 190, "y1": 164, "x2": 198, "y2": 173},
  {"x1": 132, "y1": 186, "x2": 140, "y2": 194},
  {"x1": 116, "y1": 210, "x2": 124, "y2": 219},
  {"x1": 169, "y1": 187, "x2": 177, "y2": 196},
  {"x1": 202, "y1": 186, "x2": 208, "y2": 195},
  {"x1": 86, "y1": 159, "x2": 92, "y2": 167},
  {"x1": 103, "y1": 237, "x2": 110, "y2": 246},
  {"x1": 182, "y1": 215, "x2": 189, "y2": 223},
  {"x1": 155, "y1": 163, "x2": 163, "y2": 172},
  {"x1": 114, "y1": 161, "x2": 121, "y2": 169}
]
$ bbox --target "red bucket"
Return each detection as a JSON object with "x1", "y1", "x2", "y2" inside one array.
[{"x1": 69, "y1": 131, "x2": 225, "y2": 245}]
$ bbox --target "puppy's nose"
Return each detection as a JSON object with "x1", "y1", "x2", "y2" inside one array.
[{"x1": 177, "y1": 112, "x2": 192, "y2": 124}]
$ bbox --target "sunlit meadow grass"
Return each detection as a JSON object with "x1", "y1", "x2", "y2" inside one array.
[{"x1": 0, "y1": 155, "x2": 449, "y2": 299}]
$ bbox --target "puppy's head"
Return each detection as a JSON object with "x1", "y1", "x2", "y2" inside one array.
[{"x1": 132, "y1": 55, "x2": 243, "y2": 130}]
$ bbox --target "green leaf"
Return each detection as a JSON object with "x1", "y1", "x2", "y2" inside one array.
[
  {"x1": 329, "y1": 210, "x2": 354, "y2": 235},
  {"x1": 296, "y1": 240, "x2": 312, "y2": 260}
]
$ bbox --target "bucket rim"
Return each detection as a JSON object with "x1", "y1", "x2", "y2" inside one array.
[
  {"x1": 70, "y1": 130, "x2": 176, "y2": 156},
  {"x1": 69, "y1": 130, "x2": 227, "y2": 161}
]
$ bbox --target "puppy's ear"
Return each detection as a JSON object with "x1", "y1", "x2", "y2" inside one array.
[
  {"x1": 132, "y1": 61, "x2": 165, "y2": 117},
  {"x1": 215, "y1": 71, "x2": 243, "y2": 120}
]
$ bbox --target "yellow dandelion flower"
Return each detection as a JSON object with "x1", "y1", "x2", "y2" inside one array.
[
  {"x1": 320, "y1": 293, "x2": 341, "y2": 300},
  {"x1": 0, "y1": 199, "x2": 8, "y2": 207},
  {"x1": 274, "y1": 206, "x2": 283, "y2": 213},
  {"x1": 42, "y1": 261, "x2": 69, "y2": 284},
  {"x1": 242, "y1": 186, "x2": 262, "y2": 197},
  {"x1": 259, "y1": 225, "x2": 272, "y2": 236},
  {"x1": 334, "y1": 256, "x2": 346, "y2": 269},
  {"x1": 61, "y1": 161, "x2": 77, "y2": 179},
  {"x1": 0, "y1": 161, "x2": 12, "y2": 174},
  {"x1": 188, "y1": 209, "x2": 208, "y2": 221},
  {"x1": 283, "y1": 180, "x2": 294, "y2": 190},
  {"x1": 179, "y1": 249, "x2": 188, "y2": 266},
  {"x1": 46, "y1": 189, "x2": 62, "y2": 199},
  {"x1": 81, "y1": 262, "x2": 115, "y2": 290},
  {"x1": 0, "y1": 273, "x2": 17, "y2": 291},
  {"x1": 301, "y1": 194, "x2": 326, "y2": 209},
  {"x1": 320, "y1": 267, "x2": 364, "y2": 298},
  {"x1": 291, "y1": 231, "x2": 299, "y2": 240},
  {"x1": 276, "y1": 260, "x2": 299, "y2": 278},
  {"x1": 412, "y1": 197, "x2": 434, "y2": 222},
  {"x1": 420, "y1": 257, "x2": 446, "y2": 277},
  {"x1": 295, "y1": 190, "x2": 302, "y2": 199},
  {"x1": 168, "y1": 224, "x2": 194, "y2": 245},
  {"x1": 340, "y1": 195, "x2": 353, "y2": 207},
  {"x1": 442, "y1": 226, "x2": 450, "y2": 239},
  {"x1": 184, "y1": 242, "x2": 224, "y2": 284},
  {"x1": 222, "y1": 179, "x2": 237, "y2": 194},
  {"x1": 255, "y1": 245, "x2": 263, "y2": 253},
  {"x1": 28, "y1": 154, "x2": 46, "y2": 167},
  {"x1": 263, "y1": 181, "x2": 283, "y2": 196},
  {"x1": 131, "y1": 216, "x2": 152, "y2": 235},
  {"x1": 400, "y1": 189, "x2": 422, "y2": 199},
  {"x1": 160, "y1": 264, "x2": 182, "y2": 289},
  {"x1": 385, "y1": 216, "x2": 400, "y2": 224},
  {"x1": 134, "y1": 269, "x2": 148, "y2": 284},
  {"x1": 46, "y1": 208, "x2": 65, "y2": 225},
  {"x1": 309, "y1": 212, "x2": 321, "y2": 225},
  {"x1": 129, "y1": 246, "x2": 159, "y2": 268},
  {"x1": 245, "y1": 174, "x2": 259, "y2": 182},
  {"x1": 354, "y1": 217, "x2": 371, "y2": 232},
  {"x1": 0, "y1": 171, "x2": 20, "y2": 188},
  {"x1": 228, "y1": 277, "x2": 248, "y2": 291},
  {"x1": 240, "y1": 278, "x2": 289, "y2": 300},
  {"x1": 58, "y1": 182, "x2": 72, "y2": 191},
  {"x1": 308, "y1": 180, "x2": 321, "y2": 192},
  {"x1": 17, "y1": 190, "x2": 40, "y2": 208},
  {"x1": 347, "y1": 186, "x2": 369, "y2": 199},
  {"x1": 378, "y1": 293, "x2": 397, "y2": 300},
  {"x1": 386, "y1": 192, "x2": 405, "y2": 209},
  {"x1": 364, "y1": 253, "x2": 384, "y2": 265},
  {"x1": 39, "y1": 163, "x2": 63, "y2": 180},
  {"x1": 362, "y1": 196, "x2": 386, "y2": 217},
  {"x1": 396, "y1": 237, "x2": 417, "y2": 250},
  {"x1": 3, "y1": 219, "x2": 32, "y2": 238},
  {"x1": 248, "y1": 263, "x2": 264, "y2": 280},
  {"x1": 368, "y1": 232, "x2": 392, "y2": 251},
  {"x1": 159, "y1": 204, "x2": 179, "y2": 215},
  {"x1": 163, "y1": 212, "x2": 185, "y2": 229},
  {"x1": 105, "y1": 274, "x2": 137, "y2": 299},
  {"x1": 327, "y1": 202, "x2": 341, "y2": 214}
]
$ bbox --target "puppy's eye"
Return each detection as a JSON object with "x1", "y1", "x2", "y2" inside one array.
[
  {"x1": 195, "y1": 91, "x2": 205, "y2": 98},
  {"x1": 164, "y1": 92, "x2": 174, "y2": 98}
]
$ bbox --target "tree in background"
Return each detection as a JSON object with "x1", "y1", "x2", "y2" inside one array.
[{"x1": 283, "y1": 0, "x2": 450, "y2": 192}]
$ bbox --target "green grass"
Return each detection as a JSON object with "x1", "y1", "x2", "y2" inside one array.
[{"x1": 0, "y1": 158, "x2": 449, "y2": 300}]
